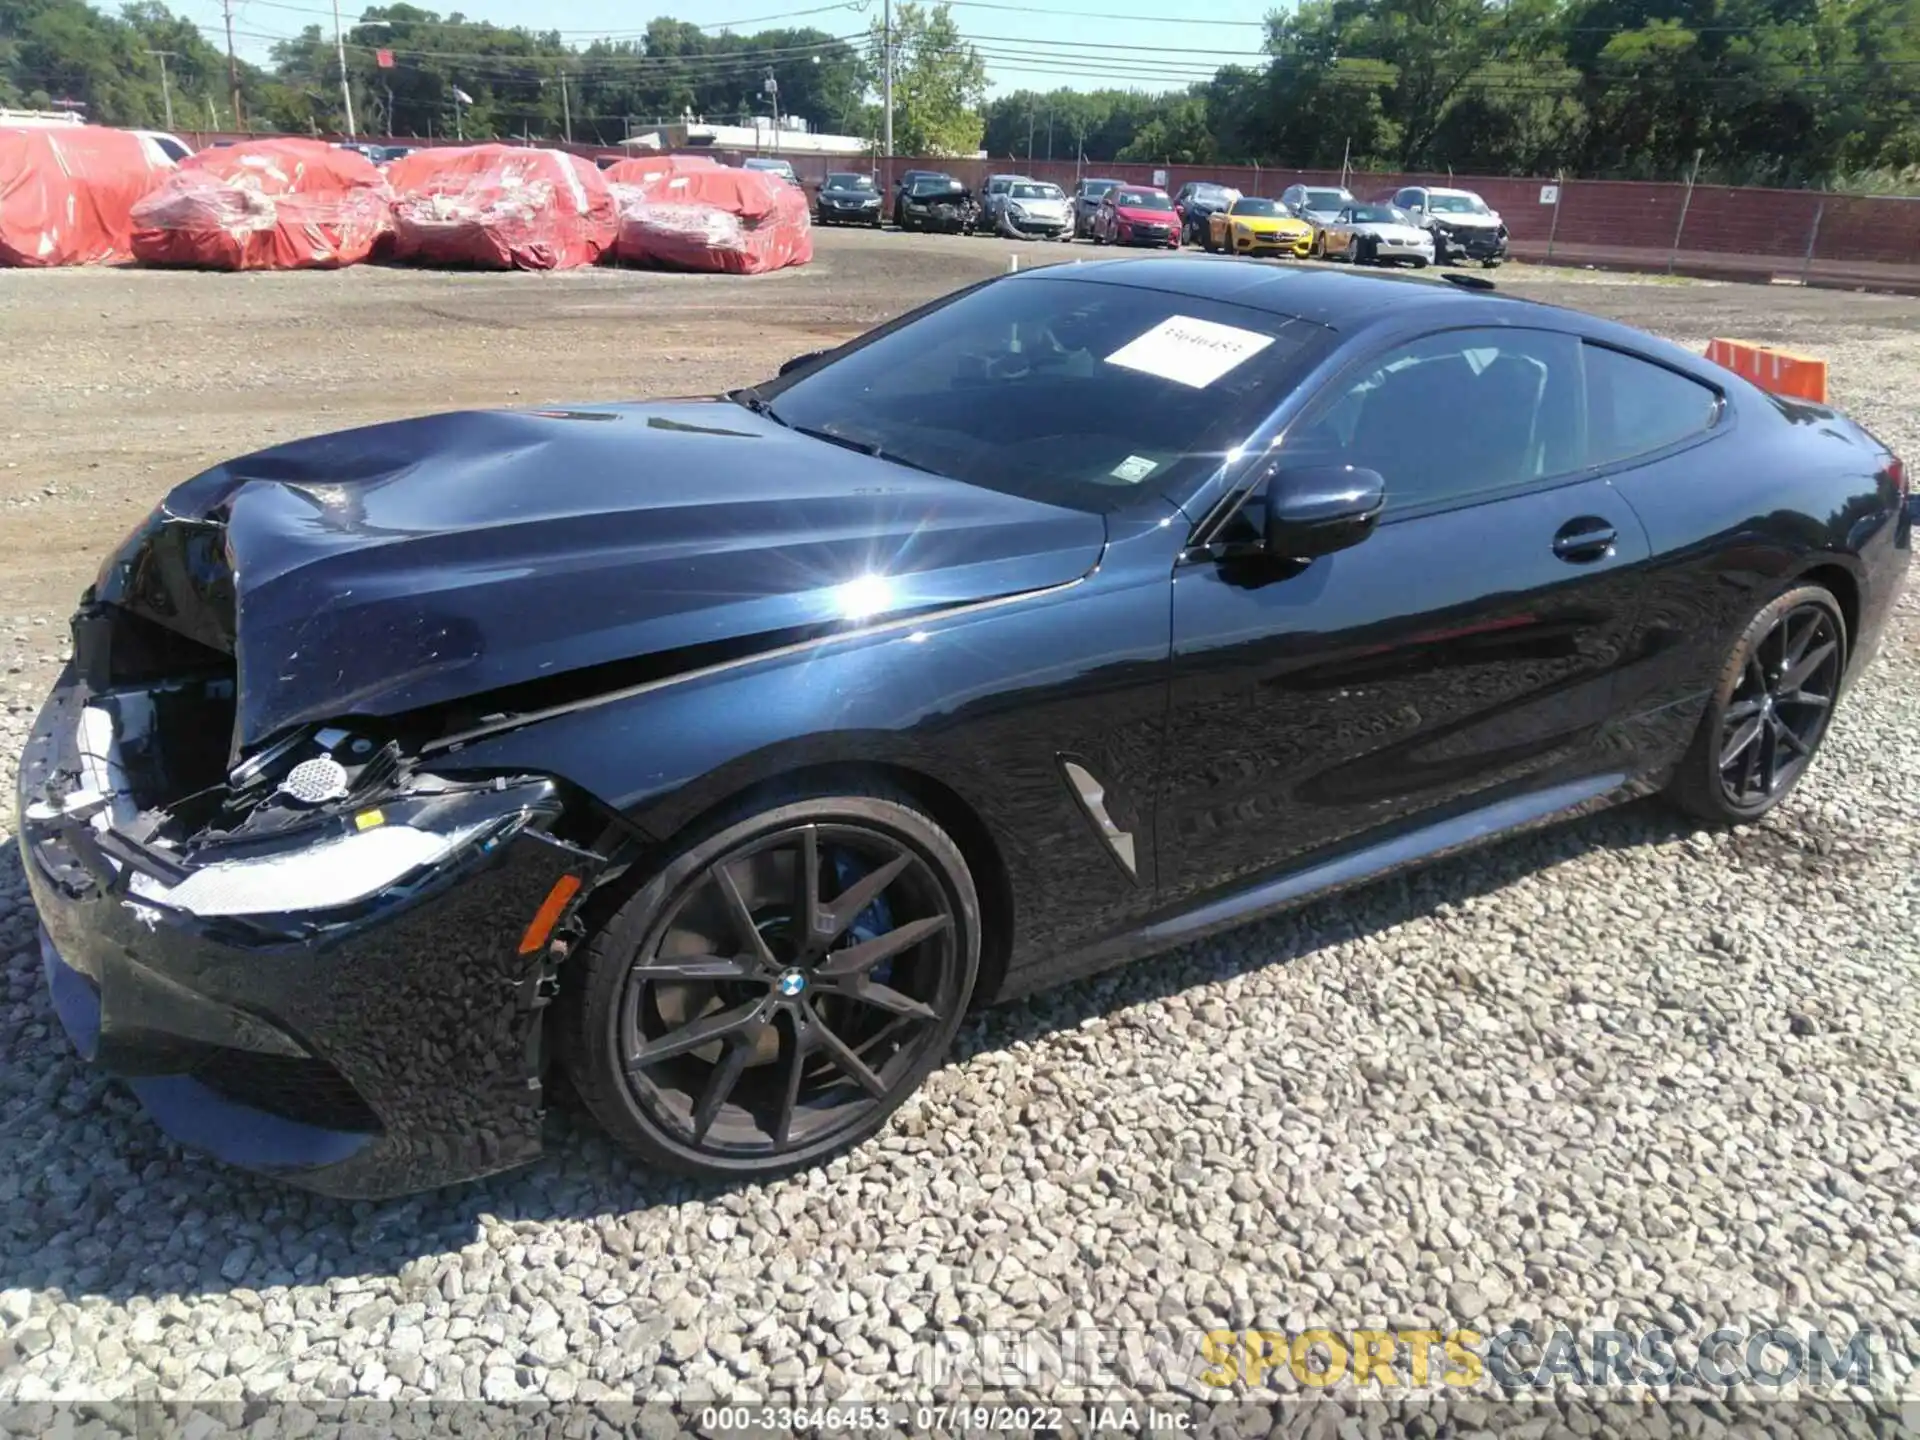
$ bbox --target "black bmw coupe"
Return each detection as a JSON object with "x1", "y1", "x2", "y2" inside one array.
[{"x1": 20, "y1": 260, "x2": 1912, "y2": 1197}]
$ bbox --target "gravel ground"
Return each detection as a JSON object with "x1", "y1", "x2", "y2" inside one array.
[{"x1": 0, "y1": 232, "x2": 1915, "y2": 1424}]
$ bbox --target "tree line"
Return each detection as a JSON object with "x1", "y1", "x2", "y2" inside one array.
[{"x1": 3, "y1": 0, "x2": 1916, "y2": 189}]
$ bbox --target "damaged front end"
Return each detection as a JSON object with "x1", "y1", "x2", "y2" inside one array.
[{"x1": 17, "y1": 504, "x2": 626, "y2": 1197}]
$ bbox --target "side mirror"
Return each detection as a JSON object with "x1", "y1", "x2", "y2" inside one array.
[
  {"x1": 1262, "y1": 464, "x2": 1386, "y2": 558},
  {"x1": 779, "y1": 349, "x2": 828, "y2": 377}
]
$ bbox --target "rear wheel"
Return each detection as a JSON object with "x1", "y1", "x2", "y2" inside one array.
[
  {"x1": 561, "y1": 789, "x2": 981, "y2": 1179},
  {"x1": 1666, "y1": 585, "x2": 1847, "y2": 825}
]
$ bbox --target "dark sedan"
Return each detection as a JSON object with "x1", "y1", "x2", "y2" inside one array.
[
  {"x1": 815, "y1": 170, "x2": 883, "y2": 227},
  {"x1": 21, "y1": 262, "x2": 1911, "y2": 1197}
]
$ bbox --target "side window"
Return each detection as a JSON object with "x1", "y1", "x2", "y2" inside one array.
[
  {"x1": 1584, "y1": 344, "x2": 1721, "y2": 466},
  {"x1": 1284, "y1": 328, "x2": 1585, "y2": 515}
]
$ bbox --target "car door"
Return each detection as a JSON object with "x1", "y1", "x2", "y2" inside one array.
[{"x1": 1156, "y1": 324, "x2": 1653, "y2": 905}]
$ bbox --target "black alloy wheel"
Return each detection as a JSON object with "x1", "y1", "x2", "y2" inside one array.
[
  {"x1": 1668, "y1": 585, "x2": 1847, "y2": 824},
  {"x1": 562, "y1": 790, "x2": 980, "y2": 1178}
]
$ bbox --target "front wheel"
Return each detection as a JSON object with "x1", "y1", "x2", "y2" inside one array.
[
  {"x1": 561, "y1": 788, "x2": 982, "y2": 1179},
  {"x1": 1665, "y1": 585, "x2": 1847, "y2": 825}
]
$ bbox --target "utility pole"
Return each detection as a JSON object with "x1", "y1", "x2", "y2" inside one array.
[
  {"x1": 881, "y1": 0, "x2": 893, "y2": 158},
  {"x1": 147, "y1": 50, "x2": 177, "y2": 132},
  {"x1": 559, "y1": 69, "x2": 572, "y2": 144},
  {"x1": 1026, "y1": 101, "x2": 1034, "y2": 161},
  {"x1": 332, "y1": 0, "x2": 357, "y2": 137},
  {"x1": 222, "y1": 0, "x2": 243, "y2": 129}
]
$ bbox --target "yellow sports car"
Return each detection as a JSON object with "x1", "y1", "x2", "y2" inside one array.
[{"x1": 1205, "y1": 196, "x2": 1313, "y2": 257}]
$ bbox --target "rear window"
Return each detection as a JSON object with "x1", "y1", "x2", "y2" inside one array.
[
  {"x1": 758, "y1": 276, "x2": 1330, "y2": 514},
  {"x1": 1584, "y1": 344, "x2": 1722, "y2": 465}
]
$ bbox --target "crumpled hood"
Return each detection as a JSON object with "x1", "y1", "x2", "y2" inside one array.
[
  {"x1": 140, "y1": 400, "x2": 1108, "y2": 748},
  {"x1": 1431, "y1": 211, "x2": 1502, "y2": 229}
]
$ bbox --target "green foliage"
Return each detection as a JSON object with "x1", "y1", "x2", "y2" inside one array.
[{"x1": 871, "y1": 2, "x2": 985, "y2": 156}]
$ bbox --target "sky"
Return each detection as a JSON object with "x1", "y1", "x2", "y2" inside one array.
[{"x1": 163, "y1": 0, "x2": 1280, "y2": 102}]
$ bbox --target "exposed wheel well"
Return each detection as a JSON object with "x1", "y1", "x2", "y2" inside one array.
[
  {"x1": 575, "y1": 762, "x2": 1016, "y2": 1011},
  {"x1": 1798, "y1": 562, "x2": 1860, "y2": 666}
]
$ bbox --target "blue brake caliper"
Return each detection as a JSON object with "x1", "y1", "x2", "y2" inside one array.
[{"x1": 828, "y1": 848, "x2": 896, "y2": 984}]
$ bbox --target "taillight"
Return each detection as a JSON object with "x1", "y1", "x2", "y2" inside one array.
[{"x1": 1891, "y1": 456, "x2": 1909, "y2": 498}]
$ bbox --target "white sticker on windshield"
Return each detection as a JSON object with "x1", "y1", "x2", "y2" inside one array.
[
  {"x1": 1110, "y1": 454, "x2": 1159, "y2": 483},
  {"x1": 1104, "y1": 315, "x2": 1275, "y2": 389}
]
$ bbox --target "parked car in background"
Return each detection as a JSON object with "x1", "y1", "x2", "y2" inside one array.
[
  {"x1": 1280, "y1": 183, "x2": 1357, "y2": 230},
  {"x1": 986, "y1": 179, "x2": 1072, "y2": 240},
  {"x1": 978, "y1": 174, "x2": 1023, "y2": 232},
  {"x1": 897, "y1": 174, "x2": 977, "y2": 233},
  {"x1": 1313, "y1": 202, "x2": 1435, "y2": 267},
  {"x1": 743, "y1": 156, "x2": 800, "y2": 185},
  {"x1": 1068, "y1": 177, "x2": 1121, "y2": 237},
  {"x1": 815, "y1": 171, "x2": 883, "y2": 227},
  {"x1": 1391, "y1": 185, "x2": 1509, "y2": 267},
  {"x1": 1207, "y1": 196, "x2": 1313, "y2": 258},
  {"x1": 1172, "y1": 181, "x2": 1240, "y2": 246},
  {"x1": 891, "y1": 169, "x2": 953, "y2": 227},
  {"x1": 335, "y1": 142, "x2": 384, "y2": 165},
  {"x1": 132, "y1": 130, "x2": 193, "y2": 164},
  {"x1": 1089, "y1": 185, "x2": 1179, "y2": 247}
]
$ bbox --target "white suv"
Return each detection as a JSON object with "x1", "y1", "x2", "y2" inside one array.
[{"x1": 1390, "y1": 185, "x2": 1509, "y2": 266}]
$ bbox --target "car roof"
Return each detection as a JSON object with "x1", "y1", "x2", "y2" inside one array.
[
  {"x1": 1020, "y1": 256, "x2": 1531, "y2": 329},
  {"x1": 1425, "y1": 186, "x2": 1482, "y2": 196},
  {"x1": 1019, "y1": 257, "x2": 1721, "y2": 372}
]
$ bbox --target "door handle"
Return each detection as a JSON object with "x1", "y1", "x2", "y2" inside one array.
[{"x1": 1552, "y1": 517, "x2": 1618, "y2": 563}]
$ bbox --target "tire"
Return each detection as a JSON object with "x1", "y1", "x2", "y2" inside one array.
[
  {"x1": 1664, "y1": 584, "x2": 1847, "y2": 826},
  {"x1": 560, "y1": 786, "x2": 982, "y2": 1180}
]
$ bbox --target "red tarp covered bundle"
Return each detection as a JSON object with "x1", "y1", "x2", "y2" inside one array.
[
  {"x1": 602, "y1": 152, "x2": 723, "y2": 189},
  {"x1": 611, "y1": 165, "x2": 812, "y2": 275},
  {"x1": 386, "y1": 144, "x2": 616, "y2": 270},
  {"x1": 130, "y1": 139, "x2": 393, "y2": 271},
  {"x1": 0, "y1": 125, "x2": 173, "y2": 267}
]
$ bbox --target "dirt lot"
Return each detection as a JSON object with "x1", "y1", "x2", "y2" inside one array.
[{"x1": 1, "y1": 230, "x2": 1917, "y2": 1415}]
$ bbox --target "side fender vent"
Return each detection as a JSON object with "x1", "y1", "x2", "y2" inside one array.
[{"x1": 1059, "y1": 757, "x2": 1140, "y2": 882}]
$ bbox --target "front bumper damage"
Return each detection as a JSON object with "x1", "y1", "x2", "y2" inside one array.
[
  {"x1": 18, "y1": 658, "x2": 613, "y2": 1198},
  {"x1": 1433, "y1": 222, "x2": 1508, "y2": 262}
]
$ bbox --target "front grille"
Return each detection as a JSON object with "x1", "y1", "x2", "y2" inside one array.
[{"x1": 192, "y1": 1048, "x2": 384, "y2": 1133}]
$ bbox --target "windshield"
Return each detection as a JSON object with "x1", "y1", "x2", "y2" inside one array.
[
  {"x1": 1231, "y1": 198, "x2": 1282, "y2": 217},
  {"x1": 1303, "y1": 189, "x2": 1349, "y2": 209},
  {"x1": 825, "y1": 173, "x2": 874, "y2": 190},
  {"x1": 746, "y1": 159, "x2": 791, "y2": 172},
  {"x1": 1115, "y1": 190, "x2": 1172, "y2": 210},
  {"x1": 1347, "y1": 204, "x2": 1404, "y2": 223},
  {"x1": 754, "y1": 276, "x2": 1329, "y2": 514},
  {"x1": 1011, "y1": 182, "x2": 1063, "y2": 200},
  {"x1": 1082, "y1": 179, "x2": 1119, "y2": 197},
  {"x1": 1427, "y1": 193, "x2": 1490, "y2": 214},
  {"x1": 1191, "y1": 185, "x2": 1230, "y2": 200},
  {"x1": 910, "y1": 178, "x2": 963, "y2": 196}
]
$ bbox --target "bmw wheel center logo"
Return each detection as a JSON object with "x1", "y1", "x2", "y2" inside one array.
[{"x1": 777, "y1": 970, "x2": 808, "y2": 998}]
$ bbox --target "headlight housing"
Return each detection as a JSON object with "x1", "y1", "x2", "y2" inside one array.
[{"x1": 124, "y1": 776, "x2": 562, "y2": 920}]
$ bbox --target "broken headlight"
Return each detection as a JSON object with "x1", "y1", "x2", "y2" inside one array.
[{"x1": 127, "y1": 776, "x2": 561, "y2": 919}]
